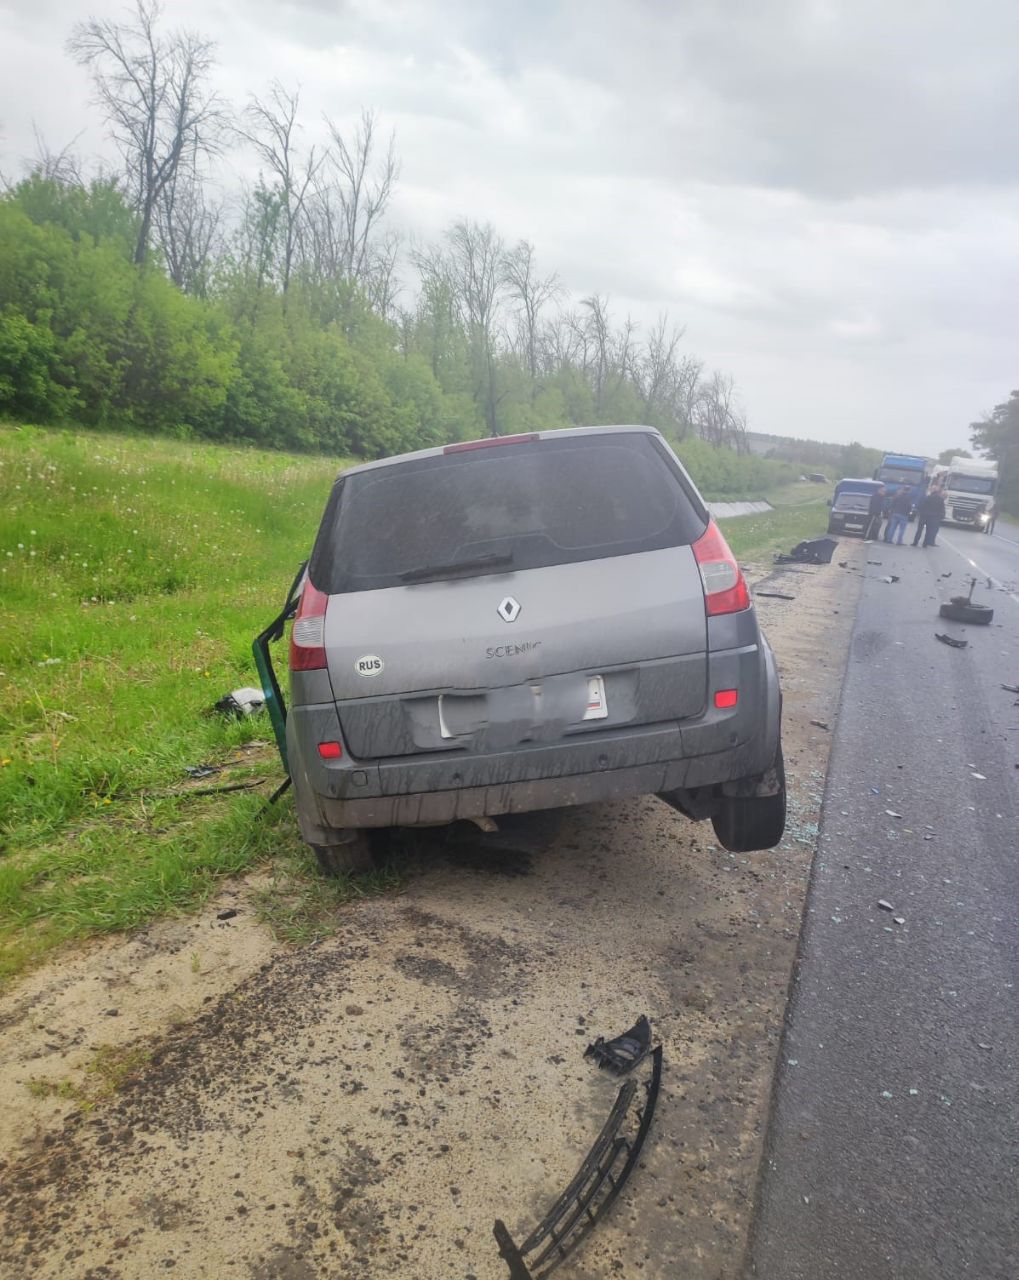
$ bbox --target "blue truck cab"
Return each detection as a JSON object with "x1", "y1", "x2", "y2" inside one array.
[
  {"x1": 827, "y1": 478, "x2": 883, "y2": 537},
  {"x1": 873, "y1": 453, "x2": 930, "y2": 514}
]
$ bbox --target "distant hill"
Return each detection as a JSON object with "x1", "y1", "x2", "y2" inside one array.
[{"x1": 745, "y1": 432, "x2": 883, "y2": 479}]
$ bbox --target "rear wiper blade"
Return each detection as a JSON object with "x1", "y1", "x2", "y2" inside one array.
[{"x1": 400, "y1": 552, "x2": 514, "y2": 583}]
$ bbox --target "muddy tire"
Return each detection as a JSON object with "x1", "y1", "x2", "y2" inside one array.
[
  {"x1": 711, "y1": 748, "x2": 787, "y2": 853},
  {"x1": 311, "y1": 831, "x2": 376, "y2": 876},
  {"x1": 939, "y1": 602, "x2": 994, "y2": 625}
]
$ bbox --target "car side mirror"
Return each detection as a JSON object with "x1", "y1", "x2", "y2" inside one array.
[{"x1": 826, "y1": 499, "x2": 832, "y2": 507}]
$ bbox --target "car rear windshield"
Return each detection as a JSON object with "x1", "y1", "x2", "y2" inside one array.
[{"x1": 310, "y1": 433, "x2": 707, "y2": 593}]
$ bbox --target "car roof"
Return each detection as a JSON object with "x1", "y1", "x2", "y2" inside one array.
[{"x1": 332, "y1": 424, "x2": 667, "y2": 480}]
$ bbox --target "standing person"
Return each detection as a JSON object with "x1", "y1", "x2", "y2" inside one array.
[
  {"x1": 866, "y1": 484, "x2": 887, "y2": 541},
  {"x1": 885, "y1": 487, "x2": 912, "y2": 544},
  {"x1": 914, "y1": 488, "x2": 944, "y2": 547},
  {"x1": 986, "y1": 499, "x2": 997, "y2": 535},
  {"x1": 923, "y1": 486, "x2": 946, "y2": 546},
  {"x1": 913, "y1": 487, "x2": 933, "y2": 546}
]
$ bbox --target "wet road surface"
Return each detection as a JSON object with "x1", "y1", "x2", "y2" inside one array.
[{"x1": 750, "y1": 526, "x2": 1019, "y2": 1279}]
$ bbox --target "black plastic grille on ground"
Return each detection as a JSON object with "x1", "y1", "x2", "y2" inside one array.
[
  {"x1": 493, "y1": 1045, "x2": 663, "y2": 1279},
  {"x1": 584, "y1": 1015, "x2": 652, "y2": 1076}
]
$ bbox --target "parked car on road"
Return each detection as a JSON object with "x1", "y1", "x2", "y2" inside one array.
[
  {"x1": 285, "y1": 426, "x2": 786, "y2": 873},
  {"x1": 828, "y1": 477, "x2": 883, "y2": 537}
]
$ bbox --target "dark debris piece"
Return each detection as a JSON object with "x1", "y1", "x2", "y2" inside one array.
[
  {"x1": 184, "y1": 763, "x2": 220, "y2": 780},
  {"x1": 1001, "y1": 684, "x2": 1019, "y2": 694},
  {"x1": 493, "y1": 1046, "x2": 663, "y2": 1280},
  {"x1": 756, "y1": 591, "x2": 796, "y2": 600},
  {"x1": 935, "y1": 633, "x2": 968, "y2": 649},
  {"x1": 584, "y1": 1015, "x2": 652, "y2": 1076},
  {"x1": 774, "y1": 537, "x2": 838, "y2": 566}
]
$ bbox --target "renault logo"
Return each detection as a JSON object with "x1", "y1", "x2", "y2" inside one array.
[{"x1": 497, "y1": 596, "x2": 521, "y2": 623}]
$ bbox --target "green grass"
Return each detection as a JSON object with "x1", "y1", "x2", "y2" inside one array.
[
  {"x1": 763, "y1": 478, "x2": 834, "y2": 506},
  {"x1": 26, "y1": 1043, "x2": 153, "y2": 1109},
  {"x1": 716, "y1": 500, "x2": 832, "y2": 562},
  {"x1": 0, "y1": 420, "x2": 831, "y2": 979},
  {"x1": 0, "y1": 422, "x2": 384, "y2": 980}
]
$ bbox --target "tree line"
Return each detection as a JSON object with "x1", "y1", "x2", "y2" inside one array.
[{"x1": 0, "y1": 0, "x2": 790, "y2": 486}]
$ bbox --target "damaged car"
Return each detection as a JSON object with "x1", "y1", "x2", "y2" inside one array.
[{"x1": 283, "y1": 425, "x2": 785, "y2": 873}]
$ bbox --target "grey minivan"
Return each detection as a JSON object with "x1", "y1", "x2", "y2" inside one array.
[{"x1": 286, "y1": 426, "x2": 785, "y2": 873}]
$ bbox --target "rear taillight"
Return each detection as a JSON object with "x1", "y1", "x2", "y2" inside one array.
[
  {"x1": 289, "y1": 578, "x2": 328, "y2": 671},
  {"x1": 692, "y1": 521, "x2": 750, "y2": 616}
]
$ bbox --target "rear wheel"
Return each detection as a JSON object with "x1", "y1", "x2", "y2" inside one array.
[
  {"x1": 311, "y1": 830, "x2": 376, "y2": 876},
  {"x1": 939, "y1": 601, "x2": 994, "y2": 625},
  {"x1": 711, "y1": 748, "x2": 787, "y2": 853}
]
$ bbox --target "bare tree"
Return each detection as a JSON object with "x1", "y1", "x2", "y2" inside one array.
[
  {"x1": 580, "y1": 294, "x2": 612, "y2": 415},
  {"x1": 501, "y1": 240, "x2": 562, "y2": 392},
  {"x1": 154, "y1": 161, "x2": 222, "y2": 295},
  {"x1": 319, "y1": 110, "x2": 398, "y2": 287},
  {"x1": 29, "y1": 125, "x2": 87, "y2": 187},
  {"x1": 670, "y1": 353, "x2": 704, "y2": 439},
  {"x1": 538, "y1": 308, "x2": 585, "y2": 376},
  {"x1": 361, "y1": 228, "x2": 402, "y2": 318},
  {"x1": 633, "y1": 314, "x2": 683, "y2": 420},
  {"x1": 693, "y1": 370, "x2": 745, "y2": 448},
  {"x1": 409, "y1": 242, "x2": 462, "y2": 381},
  {"x1": 445, "y1": 220, "x2": 505, "y2": 433},
  {"x1": 241, "y1": 82, "x2": 325, "y2": 300},
  {"x1": 630, "y1": 315, "x2": 704, "y2": 438},
  {"x1": 68, "y1": 0, "x2": 226, "y2": 266}
]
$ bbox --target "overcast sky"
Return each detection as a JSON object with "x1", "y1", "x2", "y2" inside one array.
[{"x1": 2, "y1": 0, "x2": 1017, "y2": 454}]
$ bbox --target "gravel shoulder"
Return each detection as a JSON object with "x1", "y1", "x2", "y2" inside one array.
[{"x1": 0, "y1": 546, "x2": 865, "y2": 1280}]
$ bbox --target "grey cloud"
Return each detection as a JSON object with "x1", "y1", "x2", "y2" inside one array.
[{"x1": 1, "y1": 0, "x2": 1017, "y2": 453}]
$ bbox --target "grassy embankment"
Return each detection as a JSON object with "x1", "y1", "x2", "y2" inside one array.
[
  {"x1": 0, "y1": 424, "x2": 407, "y2": 981},
  {"x1": 714, "y1": 478, "x2": 832, "y2": 562},
  {"x1": 0, "y1": 423, "x2": 829, "y2": 981}
]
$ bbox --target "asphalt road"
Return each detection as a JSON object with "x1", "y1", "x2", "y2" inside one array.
[{"x1": 749, "y1": 523, "x2": 1019, "y2": 1280}]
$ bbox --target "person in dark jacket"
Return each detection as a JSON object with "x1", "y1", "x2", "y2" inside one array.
[
  {"x1": 913, "y1": 488, "x2": 946, "y2": 546},
  {"x1": 884, "y1": 487, "x2": 912, "y2": 544},
  {"x1": 866, "y1": 485, "x2": 887, "y2": 540}
]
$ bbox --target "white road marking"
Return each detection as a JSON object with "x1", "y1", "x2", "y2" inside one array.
[{"x1": 939, "y1": 533, "x2": 1019, "y2": 607}]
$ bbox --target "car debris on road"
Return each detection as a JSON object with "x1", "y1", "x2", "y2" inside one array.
[
  {"x1": 584, "y1": 1015, "x2": 652, "y2": 1076},
  {"x1": 774, "y1": 536, "x2": 838, "y2": 565},
  {"x1": 493, "y1": 1040, "x2": 663, "y2": 1279}
]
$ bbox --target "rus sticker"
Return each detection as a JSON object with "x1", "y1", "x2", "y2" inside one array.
[{"x1": 354, "y1": 654, "x2": 384, "y2": 677}]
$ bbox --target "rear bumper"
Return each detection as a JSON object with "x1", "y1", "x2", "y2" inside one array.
[{"x1": 287, "y1": 636, "x2": 782, "y2": 835}]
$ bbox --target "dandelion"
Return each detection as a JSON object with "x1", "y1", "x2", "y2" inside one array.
[{"x1": 1, "y1": 759, "x2": 11, "y2": 767}]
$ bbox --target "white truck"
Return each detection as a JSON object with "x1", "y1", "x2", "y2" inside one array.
[{"x1": 936, "y1": 456, "x2": 999, "y2": 532}]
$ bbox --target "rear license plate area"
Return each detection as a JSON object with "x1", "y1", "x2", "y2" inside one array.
[{"x1": 583, "y1": 675, "x2": 608, "y2": 721}]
